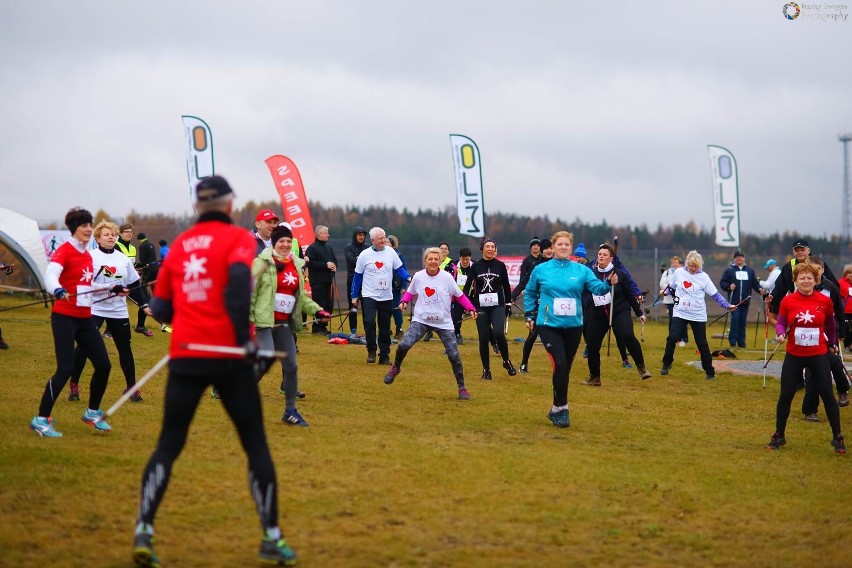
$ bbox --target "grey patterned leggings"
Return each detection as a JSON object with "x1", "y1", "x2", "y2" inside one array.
[{"x1": 394, "y1": 321, "x2": 466, "y2": 388}]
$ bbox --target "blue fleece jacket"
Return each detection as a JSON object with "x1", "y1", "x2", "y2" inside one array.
[{"x1": 524, "y1": 258, "x2": 612, "y2": 328}]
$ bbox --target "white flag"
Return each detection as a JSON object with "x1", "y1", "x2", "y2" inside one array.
[
  {"x1": 182, "y1": 115, "x2": 215, "y2": 202},
  {"x1": 707, "y1": 145, "x2": 740, "y2": 247},
  {"x1": 450, "y1": 134, "x2": 485, "y2": 238}
]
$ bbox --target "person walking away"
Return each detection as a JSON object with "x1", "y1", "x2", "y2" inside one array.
[
  {"x1": 132, "y1": 175, "x2": 298, "y2": 566},
  {"x1": 383, "y1": 247, "x2": 478, "y2": 399},
  {"x1": 304, "y1": 225, "x2": 338, "y2": 334}
]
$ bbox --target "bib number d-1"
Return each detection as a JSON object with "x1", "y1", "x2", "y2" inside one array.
[
  {"x1": 794, "y1": 327, "x2": 819, "y2": 347},
  {"x1": 274, "y1": 293, "x2": 296, "y2": 314},
  {"x1": 592, "y1": 292, "x2": 612, "y2": 307},
  {"x1": 479, "y1": 292, "x2": 498, "y2": 307},
  {"x1": 553, "y1": 297, "x2": 577, "y2": 316}
]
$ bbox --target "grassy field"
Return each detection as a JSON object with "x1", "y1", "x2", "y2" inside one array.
[{"x1": 1, "y1": 300, "x2": 850, "y2": 568}]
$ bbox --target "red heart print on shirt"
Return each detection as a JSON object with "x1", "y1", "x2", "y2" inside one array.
[
  {"x1": 683, "y1": 281, "x2": 692, "y2": 289},
  {"x1": 425, "y1": 287, "x2": 436, "y2": 297},
  {"x1": 375, "y1": 261, "x2": 384, "y2": 269},
  {"x1": 103, "y1": 266, "x2": 118, "y2": 277}
]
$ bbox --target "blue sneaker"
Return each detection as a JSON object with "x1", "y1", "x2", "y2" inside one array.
[
  {"x1": 132, "y1": 532, "x2": 161, "y2": 568},
  {"x1": 547, "y1": 408, "x2": 570, "y2": 428},
  {"x1": 82, "y1": 409, "x2": 111, "y2": 432},
  {"x1": 30, "y1": 416, "x2": 62, "y2": 438},
  {"x1": 282, "y1": 409, "x2": 308, "y2": 427},
  {"x1": 259, "y1": 537, "x2": 297, "y2": 566},
  {"x1": 622, "y1": 358, "x2": 633, "y2": 369}
]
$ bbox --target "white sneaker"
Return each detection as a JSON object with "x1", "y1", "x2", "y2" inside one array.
[{"x1": 678, "y1": 341, "x2": 686, "y2": 347}]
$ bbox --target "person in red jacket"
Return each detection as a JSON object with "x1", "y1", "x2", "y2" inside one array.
[
  {"x1": 29, "y1": 207, "x2": 116, "y2": 438},
  {"x1": 839, "y1": 264, "x2": 852, "y2": 351},
  {"x1": 131, "y1": 176, "x2": 298, "y2": 567},
  {"x1": 767, "y1": 260, "x2": 845, "y2": 454}
]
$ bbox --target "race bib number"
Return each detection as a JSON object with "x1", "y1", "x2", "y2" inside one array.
[
  {"x1": 76, "y1": 285, "x2": 92, "y2": 307},
  {"x1": 375, "y1": 278, "x2": 389, "y2": 290},
  {"x1": 456, "y1": 273, "x2": 467, "y2": 287},
  {"x1": 553, "y1": 297, "x2": 577, "y2": 316},
  {"x1": 274, "y1": 293, "x2": 296, "y2": 314},
  {"x1": 479, "y1": 292, "x2": 498, "y2": 306},
  {"x1": 794, "y1": 327, "x2": 819, "y2": 347},
  {"x1": 735, "y1": 271, "x2": 748, "y2": 281},
  {"x1": 592, "y1": 292, "x2": 612, "y2": 307}
]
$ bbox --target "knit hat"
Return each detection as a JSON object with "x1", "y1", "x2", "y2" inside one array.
[
  {"x1": 529, "y1": 236, "x2": 541, "y2": 249},
  {"x1": 270, "y1": 225, "x2": 293, "y2": 247},
  {"x1": 65, "y1": 207, "x2": 94, "y2": 235},
  {"x1": 138, "y1": 233, "x2": 147, "y2": 240},
  {"x1": 540, "y1": 239, "x2": 552, "y2": 250},
  {"x1": 574, "y1": 242, "x2": 587, "y2": 259}
]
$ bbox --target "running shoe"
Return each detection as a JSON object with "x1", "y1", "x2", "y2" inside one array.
[
  {"x1": 637, "y1": 366, "x2": 652, "y2": 380},
  {"x1": 660, "y1": 365, "x2": 671, "y2": 376},
  {"x1": 258, "y1": 537, "x2": 298, "y2": 566},
  {"x1": 134, "y1": 326, "x2": 154, "y2": 337},
  {"x1": 282, "y1": 409, "x2": 309, "y2": 427},
  {"x1": 678, "y1": 340, "x2": 686, "y2": 347},
  {"x1": 68, "y1": 381, "x2": 80, "y2": 401},
  {"x1": 481, "y1": 369, "x2": 492, "y2": 380},
  {"x1": 455, "y1": 333, "x2": 464, "y2": 345},
  {"x1": 804, "y1": 413, "x2": 819, "y2": 422},
  {"x1": 582, "y1": 346, "x2": 588, "y2": 358},
  {"x1": 547, "y1": 408, "x2": 570, "y2": 428},
  {"x1": 622, "y1": 358, "x2": 633, "y2": 369},
  {"x1": 160, "y1": 324, "x2": 172, "y2": 333},
  {"x1": 82, "y1": 409, "x2": 111, "y2": 432},
  {"x1": 384, "y1": 363, "x2": 401, "y2": 385},
  {"x1": 102, "y1": 330, "x2": 113, "y2": 339},
  {"x1": 125, "y1": 388, "x2": 143, "y2": 403},
  {"x1": 519, "y1": 363, "x2": 528, "y2": 374},
  {"x1": 367, "y1": 352, "x2": 377, "y2": 364},
  {"x1": 458, "y1": 387, "x2": 471, "y2": 400},
  {"x1": 395, "y1": 329, "x2": 404, "y2": 340},
  {"x1": 277, "y1": 383, "x2": 306, "y2": 399},
  {"x1": 132, "y1": 533, "x2": 161, "y2": 568},
  {"x1": 0, "y1": 337, "x2": 8, "y2": 350},
  {"x1": 423, "y1": 330, "x2": 433, "y2": 342},
  {"x1": 211, "y1": 388, "x2": 220, "y2": 400},
  {"x1": 29, "y1": 416, "x2": 62, "y2": 438},
  {"x1": 766, "y1": 432, "x2": 787, "y2": 450},
  {"x1": 706, "y1": 371, "x2": 715, "y2": 380},
  {"x1": 581, "y1": 375, "x2": 601, "y2": 387},
  {"x1": 503, "y1": 360, "x2": 517, "y2": 376},
  {"x1": 378, "y1": 355, "x2": 391, "y2": 365},
  {"x1": 490, "y1": 341, "x2": 500, "y2": 354},
  {"x1": 839, "y1": 393, "x2": 849, "y2": 407},
  {"x1": 832, "y1": 435, "x2": 847, "y2": 455}
]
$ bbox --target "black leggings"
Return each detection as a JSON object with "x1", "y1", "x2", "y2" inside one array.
[
  {"x1": 71, "y1": 316, "x2": 136, "y2": 389},
  {"x1": 39, "y1": 312, "x2": 111, "y2": 416},
  {"x1": 586, "y1": 308, "x2": 645, "y2": 377},
  {"x1": 475, "y1": 306, "x2": 509, "y2": 369},
  {"x1": 137, "y1": 363, "x2": 279, "y2": 532},
  {"x1": 537, "y1": 326, "x2": 583, "y2": 407},
  {"x1": 521, "y1": 324, "x2": 539, "y2": 366},
  {"x1": 801, "y1": 351, "x2": 850, "y2": 414},
  {"x1": 662, "y1": 317, "x2": 713, "y2": 373},
  {"x1": 776, "y1": 353, "x2": 841, "y2": 438}
]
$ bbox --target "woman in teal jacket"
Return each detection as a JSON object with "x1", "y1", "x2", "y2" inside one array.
[
  {"x1": 523, "y1": 231, "x2": 616, "y2": 428},
  {"x1": 251, "y1": 225, "x2": 329, "y2": 427}
]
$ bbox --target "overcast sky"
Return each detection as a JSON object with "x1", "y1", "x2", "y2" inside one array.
[{"x1": 1, "y1": 0, "x2": 850, "y2": 238}]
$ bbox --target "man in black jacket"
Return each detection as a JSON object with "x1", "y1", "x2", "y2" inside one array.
[
  {"x1": 511, "y1": 236, "x2": 543, "y2": 303},
  {"x1": 769, "y1": 239, "x2": 838, "y2": 316},
  {"x1": 304, "y1": 225, "x2": 338, "y2": 334},
  {"x1": 344, "y1": 227, "x2": 369, "y2": 335},
  {"x1": 135, "y1": 232, "x2": 158, "y2": 336}
]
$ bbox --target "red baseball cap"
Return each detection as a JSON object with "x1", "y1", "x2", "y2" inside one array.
[{"x1": 256, "y1": 209, "x2": 280, "y2": 222}]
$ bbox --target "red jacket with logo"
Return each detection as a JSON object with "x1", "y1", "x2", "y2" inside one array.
[
  {"x1": 50, "y1": 241, "x2": 94, "y2": 318},
  {"x1": 777, "y1": 290, "x2": 834, "y2": 358}
]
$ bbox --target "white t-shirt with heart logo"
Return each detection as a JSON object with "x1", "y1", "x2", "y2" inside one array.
[
  {"x1": 407, "y1": 269, "x2": 463, "y2": 330},
  {"x1": 355, "y1": 246, "x2": 404, "y2": 301},
  {"x1": 671, "y1": 267, "x2": 720, "y2": 322}
]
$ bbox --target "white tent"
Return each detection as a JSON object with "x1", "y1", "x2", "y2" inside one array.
[{"x1": 0, "y1": 207, "x2": 48, "y2": 292}]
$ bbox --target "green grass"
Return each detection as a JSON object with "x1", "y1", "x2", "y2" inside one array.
[{"x1": 0, "y1": 301, "x2": 850, "y2": 567}]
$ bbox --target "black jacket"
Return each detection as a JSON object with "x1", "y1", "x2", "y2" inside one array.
[
  {"x1": 344, "y1": 227, "x2": 369, "y2": 275},
  {"x1": 304, "y1": 239, "x2": 338, "y2": 284}
]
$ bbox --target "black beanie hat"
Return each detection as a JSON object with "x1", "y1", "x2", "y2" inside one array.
[
  {"x1": 540, "y1": 238, "x2": 552, "y2": 249},
  {"x1": 270, "y1": 225, "x2": 293, "y2": 247},
  {"x1": 65, "y1": 207, "x2": 94, "y2": 235},
  {"x1": 529, "y1": 236, "x2": 541, "y2": 249}
]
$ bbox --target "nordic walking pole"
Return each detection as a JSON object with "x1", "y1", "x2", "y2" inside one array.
[
  {"x1": 763, "y1": 325, "x2": 791, "y2": 369},
  {"x1": 762, "y1": 301, "x2": 770, "y2": 388},
  {"x1": 106, "y1": 354, "x2": 169, "y2": 416}
]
